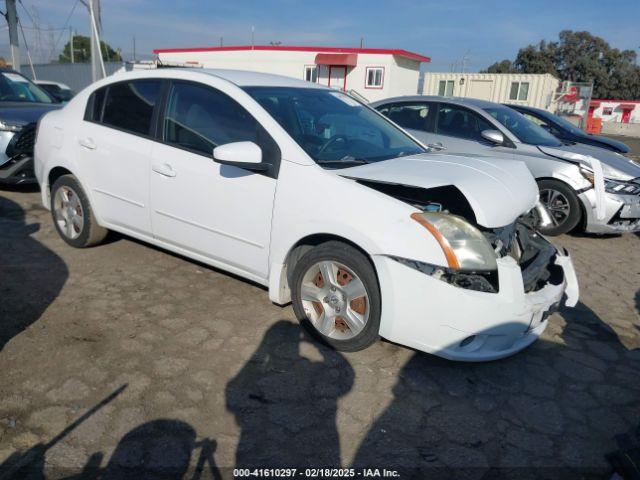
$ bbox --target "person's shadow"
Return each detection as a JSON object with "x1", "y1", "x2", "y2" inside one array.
[
  {"x1": 226, "y1": 320, "x2": 355, "y2": 468},
  {"x1": 352, "y1": 300, "x2": 639, "y2": 477},
  {"x1": 0, "y1": 196, "x2": 68, "y2": 352}
]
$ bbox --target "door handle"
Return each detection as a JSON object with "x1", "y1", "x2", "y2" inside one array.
[
  {"x1": 152, "y1": 163, "x2": 176, "y2": 178},
  {"x1": 427, "y1": 142, "x2": 446, "y2": 151},
  {"x1": 79, "y1": 137, "x2": 96, "y2": 150}
]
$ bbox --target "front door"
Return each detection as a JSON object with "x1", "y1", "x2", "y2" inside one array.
[
  {"x1": 621, "y1": 108, "x2": 632, "y2": 124},
  {"x1": 149, "y1": 81, "x2": 277, "y2": 279},
  {"x1": 328, "y1": 66, "x2": 346, "y2": 91},
  {"x1": 432, "y1": 103, "x2": 499, "y2": 155}
]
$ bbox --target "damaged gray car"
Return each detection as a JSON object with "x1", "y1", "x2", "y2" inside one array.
[{"x1": 372, "y1": 96, "x2": 640, "y2": 236}]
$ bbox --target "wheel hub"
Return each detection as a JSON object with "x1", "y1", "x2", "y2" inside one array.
[{"x1": 301, "y1": 261, "x2": 369, "y2": 340}]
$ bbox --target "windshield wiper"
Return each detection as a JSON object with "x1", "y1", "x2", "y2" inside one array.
[{"x1": 316, "y1": 156, "x2": 369, "y2": 165}]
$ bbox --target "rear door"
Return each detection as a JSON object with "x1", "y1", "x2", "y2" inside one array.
[{"x1": 78, "y1": 79, "x2": 162, "y2": 236}]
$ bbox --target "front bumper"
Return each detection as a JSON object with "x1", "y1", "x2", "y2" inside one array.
[
  {"x1": 0, "y1": 155, "x2": 36, "y2": 184},
  {"x1": 579, "y1": 188, "x2": 640, "y2": 233},
  {"x1": 375, "y1": 249, "x2": 578, "y2": 362}
]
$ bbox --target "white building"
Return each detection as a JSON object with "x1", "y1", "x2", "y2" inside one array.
[
  {"x1": 421, "y1": 72, "x2": 560, "y2": 110},
  {"x1": 153, "y1": 45, "x2": 431, "y2": 102},
  {"x1": 577, "y1": 99, "x2": 640, "y2": 124}
]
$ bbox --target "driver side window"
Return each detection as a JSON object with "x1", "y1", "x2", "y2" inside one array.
[
  {"x1": 163, "y1": 82, "x2": 260, "y2": 156},
  {"x1": 436, "y1": 104, "x2": 493, "y2": 141}
]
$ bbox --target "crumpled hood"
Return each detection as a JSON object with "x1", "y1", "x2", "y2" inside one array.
[
  {"x1": 0, "y1": 102, "x2": 62, "y2": 126},
  {"x1": 338, "y1": 153, "x2": 538, "y2": 228},
  {"x1": 541, "y1": 144, "x2": 640, "y2": 180}
]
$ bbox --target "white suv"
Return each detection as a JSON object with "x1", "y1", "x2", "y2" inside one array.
[{"x1": 34, "y1": 69, "x2": 578, "y2": 361}]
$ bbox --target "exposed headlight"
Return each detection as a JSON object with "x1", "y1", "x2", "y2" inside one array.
[
  {"x1": 0, "y1": 120, "x2": 24, "y2": 132},
  {"x1": 410, "y1": 212, "x2": 497, "y2": 270},
  {"x1": 580, "y1": 166, "x2": 640, "y2": 194},
  {"x1": 603, "y1": 178, "x2": 640, "y2": 195}
]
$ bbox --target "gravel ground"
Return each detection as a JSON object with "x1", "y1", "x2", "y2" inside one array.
[{"x1": 0, "y1": 185, "x2": 639, "y2": 479}]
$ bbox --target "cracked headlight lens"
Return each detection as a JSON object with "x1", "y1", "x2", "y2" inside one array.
[{"x1": 411, "y1": 212, "x2": 497, "y2": 271}]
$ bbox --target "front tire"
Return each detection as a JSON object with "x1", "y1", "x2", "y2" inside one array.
[
  {"x1": 51, "y1": 175, "x2": 107, "y2": 248},
  {"x1": 290, "y1": 241, "x2": 381, "y2": 352},
  {"x1": 537, "y1": 179, "x2": 582, "y2": 236}
]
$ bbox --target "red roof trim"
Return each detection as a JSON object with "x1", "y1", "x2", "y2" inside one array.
[
  {"x1": 153, "y1": 45, "x2": 431, "y2": 62},
  {"x1": 315, "y1": 53, "x2": 358, "y2": 66},
  {"x1": 591, "y1": 98, "x2": 640, "y2": 104}
]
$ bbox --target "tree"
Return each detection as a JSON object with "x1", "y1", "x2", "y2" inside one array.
[
  {"x1": 58, "y1": 35, "x2": 121, "y2": 63},
  {"x1": 482, "y1": 59, "x2": 516, "y2": 74},
  {"x1": 482, "y1": 30, "x2": 640, "y2": 99}
]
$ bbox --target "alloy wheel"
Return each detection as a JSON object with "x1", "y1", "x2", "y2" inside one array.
[
  {"x1": 540, "y1": 188, "x2": 571, "y2": 227},
  {"x1": 53, "y1": 186, "x2": 84, "y2": 240},
  {"x1": 300, "y1": 261, "x2": 369, "y2": 340}
]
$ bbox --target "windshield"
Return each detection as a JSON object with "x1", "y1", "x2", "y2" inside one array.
[
  {"x1": 243, "y1": 87, "x2": 425, "y2": 167},
  {"x1": 484, "y1": 106, "x2": 562, "y2": 147},
  {"x1": 0, "y1": 72, "x2": 54, "y2": 103}
]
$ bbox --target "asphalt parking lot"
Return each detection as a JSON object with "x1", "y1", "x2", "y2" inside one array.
[{"x1": 0, "y1": 161, "x2": 639, "y2": 477}]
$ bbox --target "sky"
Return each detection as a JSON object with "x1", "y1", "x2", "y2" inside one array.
[{"x1": 1, "y1": 0, "x2": 639, "y2": 72}]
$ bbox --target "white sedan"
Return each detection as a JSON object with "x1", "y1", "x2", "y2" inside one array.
[{"x1": 34, "y1": 68, "x2": 578, "y2": 361}]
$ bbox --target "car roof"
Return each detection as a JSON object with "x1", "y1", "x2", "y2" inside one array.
[
  {"x1": 116, "y1": 67, "x2": 328, "y2": 90},
  {"x1": 506, "y1": 104, "x2": 548, "y2": 115},
  {"x1": 200, "y1": 68, "x2": 327, "y2": 89},
  {"x1": 35, "y1": 80, "x2": 71, "y2": 89},
  {"x1": 370, "y1": 95, "x2": 502, "y2": 109}
]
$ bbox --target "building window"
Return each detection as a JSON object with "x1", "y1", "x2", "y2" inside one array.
[
  {"x1": 509, "y1": 81, "x2": 530, "y2": 101},
  {"x1": 602, "y1": 107, "x2": 613, "y2": 115},
  {"x1": 304, "y1": 65, "x2": 318, "y2": 83},
  {"x1": 438, "y1": 80, "x2": 454, "y2": 97},
  {"x1": 365, "y1": 67, "x2": 384, "y2": 88}
]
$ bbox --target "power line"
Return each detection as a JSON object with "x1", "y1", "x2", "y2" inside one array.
[{"x1": 50, "y1": 0, "x2": 80, "y2": 59}]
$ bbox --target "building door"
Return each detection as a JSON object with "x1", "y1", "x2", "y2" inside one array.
[
  {"x1": 621, "y1": 108, "x2": 632, "y2": 124},
  {"x1": 468, "y1": 80, "x2": 493, "y2": 100},
  {"x1": 328, "y1": 66, "x2": 346, "y2": 90}
]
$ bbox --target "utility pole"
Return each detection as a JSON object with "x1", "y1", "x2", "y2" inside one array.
[
  {"x1": 70, "y1": 27, "x2": 74, "y2": 63},
  {"x1": 80, "y1": 0, "x2": 105, "y2": 82},
  {"x1": 360, "y1": 37, "x2": 364, "y2": 48},
  {"x1": 132, "y1": 36, "x2": 136, "y2": 61},
  {"x1": 6, "y1": 0, "x2": 20, "y2": 72}
]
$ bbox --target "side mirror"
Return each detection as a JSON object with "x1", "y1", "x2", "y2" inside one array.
[
  {"x1": 481, "y1": 129, "x2": 504, "y2": 145},
  {"x1": 213, "y1": 141, "x2": 268, "y2": 171}
]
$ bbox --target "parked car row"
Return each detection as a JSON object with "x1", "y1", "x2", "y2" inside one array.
[{"x1": 371, "y1": 96, "x2": 640, "y2": 235}]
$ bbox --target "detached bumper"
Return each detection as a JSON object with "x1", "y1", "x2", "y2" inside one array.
[
  {"x1": 579, "y1": 189, "x2": 640, "y2": 234},
  {"x1": 375, "y1": 250, "x2": 578, "y2": 362},
  {"x1": 0, "y1": 155, "x2": 36, "y2": 185}
]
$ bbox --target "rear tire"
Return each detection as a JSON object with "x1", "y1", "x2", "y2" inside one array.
[
  {"x1": 290, "y1": 241, "x2": 381, "y2": 352},
  {"x1": 537, "y1": 179, "x2": 582, "y2": 236},
  {"x1": 51, "y1": 175, "x2": 107, "y2": 248}
]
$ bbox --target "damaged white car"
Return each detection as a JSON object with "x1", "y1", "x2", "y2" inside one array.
[{"x1": 34, "y1": 69, "x2": 578, "y2": 361}]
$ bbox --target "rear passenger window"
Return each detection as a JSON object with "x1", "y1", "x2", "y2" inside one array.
[
  {"x1": 377, "y1": 102, "x2": 431, "y2": 132},
  {"x1": 101, "y1": 80, "x2": 161, "y2": 136}
]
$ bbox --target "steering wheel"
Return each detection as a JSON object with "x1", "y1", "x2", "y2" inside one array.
[{"x1": 317, "y1": 135, "x2": 349, "y2": 157}]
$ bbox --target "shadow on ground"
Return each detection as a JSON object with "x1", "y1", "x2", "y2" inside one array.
[
  {"x1": 0, "y1": 385, "x2": 223, "y2": 480},
  {"x1": 0, "y1": 195, "x2": 68, "y2": 352}
]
